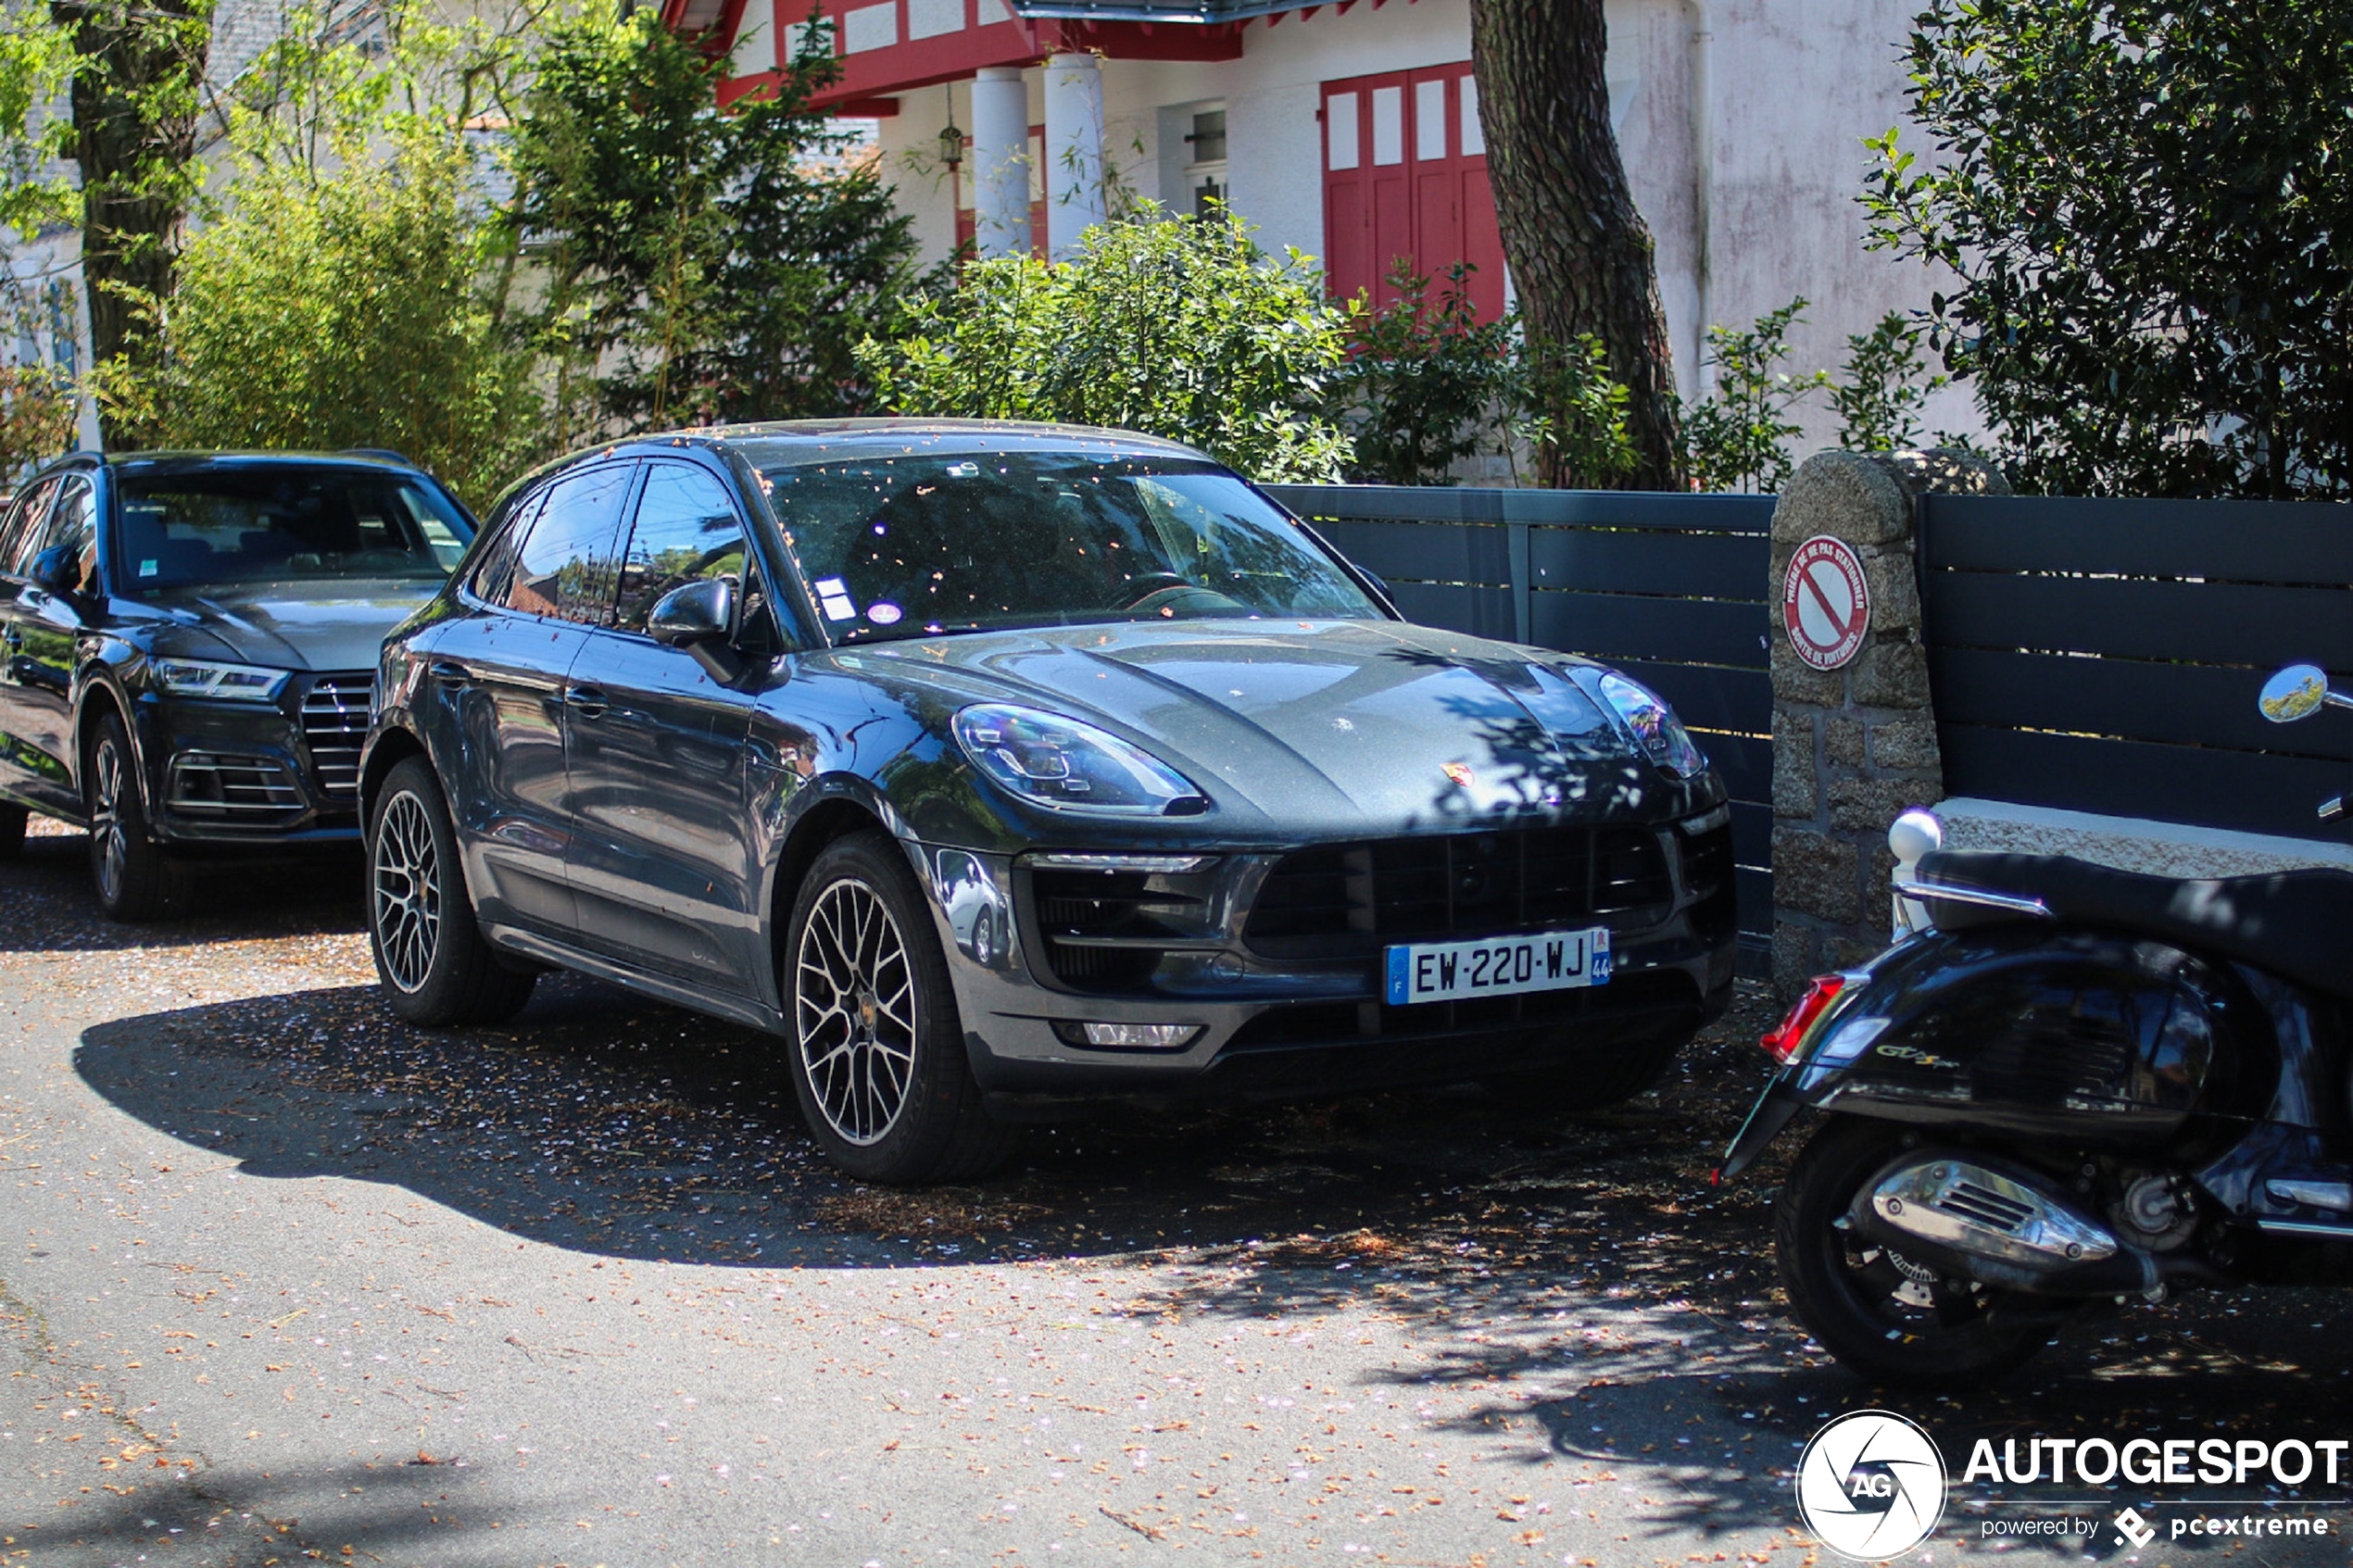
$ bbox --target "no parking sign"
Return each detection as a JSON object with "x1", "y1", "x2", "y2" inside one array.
[{"x1": 1782, "y1": 534, "x2": 1871, "y2": 671}]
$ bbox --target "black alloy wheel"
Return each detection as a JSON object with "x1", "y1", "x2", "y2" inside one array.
[
  {"x1": 784, "y1": 832, "x2": 1013, "y2": 1185},
  {"x1": 84, "y1": 710, "x2": 179, "y2": 922},
  {"x1": 1775, "y1": 1115, "x2": 2057, "y2": 1388},
  {"x1": 367, "y1": 757, "x2": 535, "y2": 1026}
]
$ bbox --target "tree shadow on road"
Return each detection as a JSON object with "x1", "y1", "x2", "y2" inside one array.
[{"x1": 0, "y1": 826, "x2": 363, "y2": 954}]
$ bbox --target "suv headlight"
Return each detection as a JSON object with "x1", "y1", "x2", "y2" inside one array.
[
  {"x1": 1597, "y1": 671, "x2": 1705, "y2": 777},
  {"x1": 151, "y1": 659, "x2": 292, "y2": 702},
  {"x1": 952, "y1": 704, "x2": 1207, "y2": 815}
]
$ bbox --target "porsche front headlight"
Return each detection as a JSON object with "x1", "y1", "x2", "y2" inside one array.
[
  {"x1": 1596, "y1": 671, "x2": 1706, "y2": 777},
  {"x1": 952, "y1": 704, "x2": 1207, "y2": 815}
]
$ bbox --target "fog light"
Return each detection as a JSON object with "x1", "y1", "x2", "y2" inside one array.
[{"x1": 1077, "y1": 1022, "x2": 1200, "y2": 1050}]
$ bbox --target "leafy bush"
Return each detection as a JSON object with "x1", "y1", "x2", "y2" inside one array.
[
  {"x1": 1829, "y1": 311, "x2": 1947, "y2": 453},
  {"x1": 1678, "y1": 299, "x2": 1826, "y2": 494},
  {"x1": 1867, "y1": 0, "x2": 2353, "y2": 497},
  {"x1": 107, "y1": 133, "x2": 540, "y2": 505},
  {"x1": 1, "y1": 364, "x2": 78, "y2": 480},
  {"x1": 1327, "y1": 262, "x2": 1633, "y2": 487},
  {"x1": 858, "y1": 208, "x2": 1353, "y2": 483}
]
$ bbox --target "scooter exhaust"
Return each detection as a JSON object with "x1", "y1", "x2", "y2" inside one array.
[{"x1": 1847, "y1": 1153, "x2": 2209, "y2": 1298}]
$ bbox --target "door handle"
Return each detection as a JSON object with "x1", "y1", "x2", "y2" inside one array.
[
  {"x1": 429, "y1": 660, "x2": 472, "y2": 688},
  {"x1": 565, "y1": 684, "x2": 609, "y2": 720}
]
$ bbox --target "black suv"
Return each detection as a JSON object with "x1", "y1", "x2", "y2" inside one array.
[{"x1": 0, "y1": 452, "x2": 473, "y2": 917}]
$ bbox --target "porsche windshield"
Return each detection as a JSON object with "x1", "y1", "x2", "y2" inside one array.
[
  {"x1": 112, "y1": 468, "x2": 473, "y2": 597},
  {"x1": 759, "y1": 452, "x2": 1381, "y2": 642}
]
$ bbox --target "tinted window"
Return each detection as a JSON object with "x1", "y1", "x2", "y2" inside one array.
[
  {"x1": 615, "y1": 464, "x2": 748, "y2": 633},
  {"x1": 41, "y1": 479, "x2": 98, "y2": 595},
  {"x1": 500, "y1": 463, "x2": 633, "y2": 625},
  {"x1": 1, "y1": 477, "x2": 60, "y2": 576},
  {"x1": 112, "y1": 467, "x2": 473, "y2": 596},
  {"x1": 757, "y1": 452, "x2": 1378, "y2": 643}
]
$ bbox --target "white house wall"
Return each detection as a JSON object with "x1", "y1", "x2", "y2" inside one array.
[{"x1": 868, "y1": 0, "x2": 1975, "y2": 447}]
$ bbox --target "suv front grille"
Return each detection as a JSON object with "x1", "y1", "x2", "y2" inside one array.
[
  {"x1": 1243, "y1": 825, "x2": 1675, "y2": 962},
  {"x1": 300, "y1": 675, "x2": 371, "y2": 802}
]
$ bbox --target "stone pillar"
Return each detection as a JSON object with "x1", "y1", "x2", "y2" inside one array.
[
  {"x1": 1041, "y1": 51, "x2": 1107, "y2": 257},
  {"x1": 970, "y1": 67, "x2": 1032, "y2": 259},
  {"x1": 1768, "y1": 449, "x2": 2008, "y2": 997}
]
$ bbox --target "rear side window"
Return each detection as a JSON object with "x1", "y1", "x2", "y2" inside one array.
[
  {"x1": 0, "y1": 477, "x2": 60, "y2": 576},
  {"x1": 499, "y1": 462, "x2": 634, "y2": 626},
  {"x1": 615, "y1": 463, "x2": 749, "y2": 633}
]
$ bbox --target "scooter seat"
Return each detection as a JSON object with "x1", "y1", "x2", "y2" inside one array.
[{"x1": 1914, "y1": 850, "x2": 2353, "y2": 1002}]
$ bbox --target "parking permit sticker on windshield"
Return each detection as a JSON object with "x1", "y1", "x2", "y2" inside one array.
[
  {"x1": 868, "y1": 602, "x2": 902, "y2": 625},
  {"x1": 812, "y1": 577, "x2": 857, "y2": 621},
  {"x1": 140, "y1": 559, "x2": 157, "y2": 577}
]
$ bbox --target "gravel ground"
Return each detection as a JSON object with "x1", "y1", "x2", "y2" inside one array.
[{"x1": 5, "y1": 820, "x2": 2352, "y2": 1567}]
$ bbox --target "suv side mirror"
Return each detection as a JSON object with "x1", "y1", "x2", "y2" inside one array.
[
  {"x1": 648, "y1": 578, "x2": 736, "y2": 647},
  {"x1": 29, "y1": 544, "x2": 84, "y2": 599},
  {"x1": 648, "y1": 577, "x2": 744, "y2": 683}
]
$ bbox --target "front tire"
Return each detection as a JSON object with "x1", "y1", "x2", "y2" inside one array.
[
  {"x1": 1776, "y1": 1116, "x2": 2056, "y2": 1387},
  {"x1": 783, "y1": 832, "x2": 1013, "y2": 1185},
  {"x1": 367, "y1": 757, "x2": 535, "y2": 1026},
  {"x1": 84, "y1": 710, "x2": 180, "y2": 922}
]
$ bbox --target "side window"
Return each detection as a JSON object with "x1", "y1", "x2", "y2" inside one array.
[
  {"x1": 41, "y1": 480, "x2": 98, "y2": 594},
  {"x1": 1, "y1": 478, "x2": 60, "y2": 576},
  {"x1": 467, "y1": 489, "x2": 544, "y2": 606},
  {"x1": 615, "y1": 463, "x2": 749, "y2": 633},
  {"x1": 498, "y1": 463, "x2": 634, "y2": 625}
]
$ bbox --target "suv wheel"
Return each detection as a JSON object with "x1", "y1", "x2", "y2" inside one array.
[
  {"x1": 784, "y1": 833, "x2": 1013, "y2": 1185},
  {"x1": 85, "y1": 710, "x2": 180, "y2": 921},
  {"x1": 368, "y1": 757, "x2": 535, "y2": 1026}
]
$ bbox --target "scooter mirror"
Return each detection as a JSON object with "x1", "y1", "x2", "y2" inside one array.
[{"x1": 2259, "y1": 664, "x2": 2331, "y2": 723}]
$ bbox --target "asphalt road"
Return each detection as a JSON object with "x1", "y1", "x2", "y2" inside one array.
[{"x1": 6, "y1": 821, "x2": 2353, "y2": 1568}]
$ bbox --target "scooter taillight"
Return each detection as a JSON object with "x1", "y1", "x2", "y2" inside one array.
[{"x1": 1761, "y1": 973, "x2": 1846, "y2": 1063}]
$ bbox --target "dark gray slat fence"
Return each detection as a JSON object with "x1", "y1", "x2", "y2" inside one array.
[
  {"x1": 1919, "y1": 494, "x2": 2353, "y2": 842},
  {"x1": 1265, "y1": 484, "x2": 1777, "y2": 966}
]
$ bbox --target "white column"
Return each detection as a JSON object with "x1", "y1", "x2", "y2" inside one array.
[
  {"x1": 969, "y1": 67, "x2": 1031, "y2": 259},
  {"x1": 1042, "y1": 51, "x2": 1107, "y2": 257}
]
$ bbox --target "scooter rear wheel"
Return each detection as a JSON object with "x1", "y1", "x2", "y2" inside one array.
[{"x1": 1776, "y1": 1116, "x2": 2057, "y2": 1388}]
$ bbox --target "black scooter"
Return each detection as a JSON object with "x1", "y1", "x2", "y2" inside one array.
[{"x1": 1720, "y1": 663, "x2": 2353, "y2": 1386}]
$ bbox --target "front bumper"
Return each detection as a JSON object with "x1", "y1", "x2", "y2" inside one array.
[
  {"x1": 911, "y1": 815, "x2": 1739, "y2": 1110},
  {"x1": 131, "y1": 673, "x2": 370, "y2": 847}
]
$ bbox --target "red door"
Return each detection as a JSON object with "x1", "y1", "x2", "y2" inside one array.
[{"x1": 1321, "y1": 62, "x2": 1504, "y2": 320}]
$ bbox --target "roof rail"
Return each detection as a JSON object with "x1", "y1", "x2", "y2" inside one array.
[{"x1": 340, "y1": 446, "x2": 417, "y2": 465}]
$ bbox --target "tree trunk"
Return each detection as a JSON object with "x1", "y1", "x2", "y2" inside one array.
[
  {"x1": 53, "y1": 0, "x2": 208, "y2": 448},
  {"x1": 1470, "y1": 0, "x2": 1684, "y2": 489}
]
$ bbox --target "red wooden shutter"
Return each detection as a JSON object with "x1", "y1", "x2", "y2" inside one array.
[{"x1": 1321, "y1": 62, "x2": 1504, "y2": 321}]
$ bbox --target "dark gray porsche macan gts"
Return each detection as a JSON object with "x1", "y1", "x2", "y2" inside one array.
[{"x1": 360, "y1": 421, "x2": 1737, "y2": 1183}]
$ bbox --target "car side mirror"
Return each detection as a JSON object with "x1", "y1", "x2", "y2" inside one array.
[
  {"x1": 648, "y1": 577, "x2": 744, "y2": 683},
  {"x1": 28, "y1": 544, "x2": 89, "y2": 604},
  {"x1": 648, "y1": 578, "x2": 736, "y2": 647},
  {"x1": 2259, "y1": 663, "x2": 2340, "y2": 724}
]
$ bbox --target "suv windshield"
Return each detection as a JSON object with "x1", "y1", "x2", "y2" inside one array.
[
  {"x1": 759, "y1": 452, "x2": 1380, "y2": 643},
  {"x1": 113, "y1": 468, "x2": 472, "y2": 596}
]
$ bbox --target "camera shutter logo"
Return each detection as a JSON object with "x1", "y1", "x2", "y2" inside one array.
[{"x1": 1794, "y1": 1410, "x2": 1947, "y2": 1560}]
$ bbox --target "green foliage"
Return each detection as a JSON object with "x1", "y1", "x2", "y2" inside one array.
[
  {"x1": 507, "y1": 3, "x2": 928, "y2": 439},
  {"x1": 1330, "y1": 264, "x2": 1516, "y2": 485},
  {"x1": 1519, "y1": 333, "x2": 1639, "y2": 490},
  {"x1": 0, "y1": 6, "x2": 79, "y2": 239},
  {"x1": 1830, "y1": 311, "x2": 1948, "y2": 452},
  {"x1": 1865, "y1": 0, "x2": 2353, "y2": 498},
  {"x1": 0, "y1": 362, "x2": 77, "y2": 478},
  {"x1": 1679, "y1": 298, "x2": 1827, "y2": 494},
  {"x1": 858, "y1": 207, "x2": 1353, "y2": 483},
  {"x1": 109, "y1": 132, "x2": 539, "y2": 505}
]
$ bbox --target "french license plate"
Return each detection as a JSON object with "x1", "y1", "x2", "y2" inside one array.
[{"x1": 1383, "y1": 926, "x2": 1612, "y2": 1005}]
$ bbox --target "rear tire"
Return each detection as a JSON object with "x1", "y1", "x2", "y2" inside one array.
[
  {"x1": 367, "y1": 757, "x2": 535, "y2": 1026},
  {"x1": 84, "y1": 711, "x2": 181, "y2": 922},
  {"x1": 1776, "y1": 1116, "x2": 2056, "y2": 1388},
  {"x1": 0, "y1": 802, "x2": 24, "y2": 861},
  {"x1": 783, "y1": 832, "x2": 1014, "y2": 1185}
]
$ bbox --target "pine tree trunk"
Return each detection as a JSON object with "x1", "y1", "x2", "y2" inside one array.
[
  {"x1": 1470, "y1": 0, "x2": 1684, "y2": 489},
  {"x1": 53, "y1": 0, "x2": 207, "y2": 448}
]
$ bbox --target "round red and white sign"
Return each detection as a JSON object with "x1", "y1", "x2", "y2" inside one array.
[{"x1": 1782, "y1": 534, "x2": 1871, "y2": 671}]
